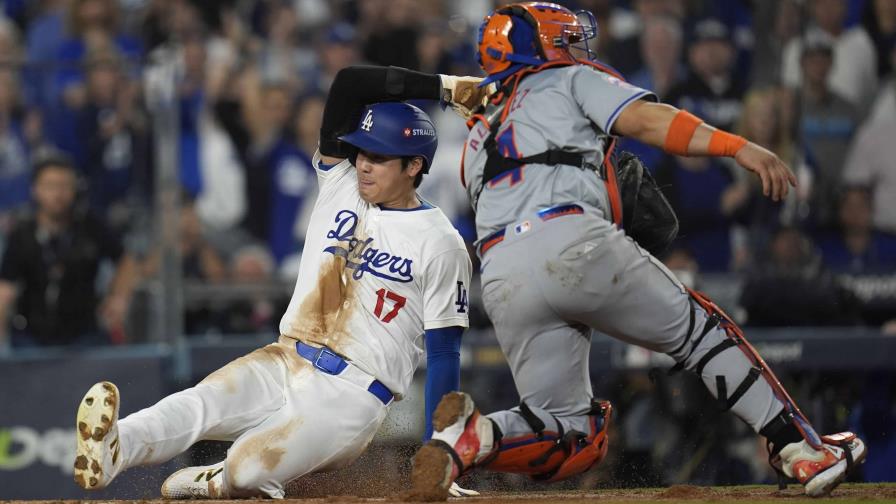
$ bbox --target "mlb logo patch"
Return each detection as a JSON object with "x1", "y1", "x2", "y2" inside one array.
[
  {"x1": 514, "y1": 221, "x2": 531, "y2": 235},
  {"x1": 403, "y1": 128, "x2": 412, "y2": 137}
]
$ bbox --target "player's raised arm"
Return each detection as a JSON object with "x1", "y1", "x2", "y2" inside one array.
[
  {"x1": 611, "y1": 100, "x2": 798, "y2": 202},
  {"x1": 318, "y1": 66, "x2": 441, "y2": 164},
  {"x1": 319, "y1": 66, "x2": 491, "y2": 165}
]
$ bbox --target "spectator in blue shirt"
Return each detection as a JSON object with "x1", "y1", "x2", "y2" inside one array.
[
  {"x1": 223, "y1": 87, "x2": 320, "y2": 270},
  {"x1": 54, "y1": 0, "x2": 142, "y2": 109},
  {"x1": 797, "y1": 34, "x2": 860, "y2": 228},
  {"x1": 24, "y1": 0, "x2": 68, "y2": 111},
  {"x1": 263, "y1": 119, "x2": 317, "y2": 267},
  {"x1": 1, "y1": 18, "x2": 44, "y2": 252},
  {"x1": 629, "y1": 15, "x2": 686, "y2": 100},
  {"x1": 816, "y1": 186, "x2": 896, "y2": 274},
  {"x1": 666, "y1": 18, "x2": 745, "y2": 133},
  {"x1": 0, "y1": 69, "x2": 34, "y2": 233},
  {"x1": 622, "y1": 15, "x2": 687, "y2": 171},
  {"x1": 175, "y1": 32, "x2": 246, "y2": 231},
  {"x1": 656, "y1": 155, "x2": 751, "y2": 272},
  {"x1": 46, "y1": 47, "x2": 149, "y2": 232}
]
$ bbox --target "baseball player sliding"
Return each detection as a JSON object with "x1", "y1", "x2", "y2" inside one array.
[
  {"x1": 407, "y1": 2, "x2": 867, "y2": 500},
  {"x1": 73, "y1": 66, "x2": 480, "y2": 498}
]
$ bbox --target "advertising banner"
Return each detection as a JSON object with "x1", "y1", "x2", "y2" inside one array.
[{"x1": 0, "y1": 348, "x2": 183, "y2": 499}]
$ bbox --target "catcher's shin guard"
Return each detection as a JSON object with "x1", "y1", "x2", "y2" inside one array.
[
  {"x1": 486, "y1": 399, "x2": 612, "y2": 482},
  {"x1": 671, "y1": 288, "x2": 822, "y2": 449},
  {"x1": 676, "y1": 292, "x2": 868, "y2": 495}
]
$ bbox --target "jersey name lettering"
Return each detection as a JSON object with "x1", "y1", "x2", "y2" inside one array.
[
  {"x1": 508, "y1": 88, "x2": 530, "y2": 113},
  {"x1": 323, "y1": 209, "x2": 414, "y2": 283},
  {"x1": 468, "y1": 123, "x2": 489, "y2": 152}
]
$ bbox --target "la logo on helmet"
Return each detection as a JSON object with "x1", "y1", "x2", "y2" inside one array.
[{"x1": 360, "y1": 109, "x2": 374, "y2": 132}]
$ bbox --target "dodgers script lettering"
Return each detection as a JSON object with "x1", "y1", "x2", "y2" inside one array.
[{"x1": 324, "y1": 210, "x2": 414, "y2": 283}]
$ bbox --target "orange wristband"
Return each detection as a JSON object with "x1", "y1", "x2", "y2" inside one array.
[
  {"x1": 709, "y1": 130, "x2": 748, "y2": 157},
  {"x1": 663, "y1": 110, "x2": 703, "y2": 156}
]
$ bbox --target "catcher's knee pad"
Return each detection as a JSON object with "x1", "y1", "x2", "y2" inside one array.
[
  {"x1": 669, "y1": 288, "x2": 822, "y2": 450},
  {"x1": 485, "y1": 400, "x2": 612, "y2": 482}
]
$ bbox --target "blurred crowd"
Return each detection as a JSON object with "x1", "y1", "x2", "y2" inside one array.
[{"x1": 0, "y1": 0, "x2": 895, "y2": 350}]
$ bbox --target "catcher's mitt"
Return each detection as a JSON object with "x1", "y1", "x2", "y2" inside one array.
[
  {"x1": 613, "y1": 151, "x2": 678, "y2": 256},
  {"x1": 440, "y1": 75, "x2": 496, "y2": 119}
]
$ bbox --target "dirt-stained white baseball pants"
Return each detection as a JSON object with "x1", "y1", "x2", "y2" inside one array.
[{"x1": 112, "y1": 336, "x2": 388, "y2": 498}]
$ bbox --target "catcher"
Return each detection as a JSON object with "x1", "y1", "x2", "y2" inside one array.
[{"x1": 407, "y1": 2, "x2": 866, "y2": 500}]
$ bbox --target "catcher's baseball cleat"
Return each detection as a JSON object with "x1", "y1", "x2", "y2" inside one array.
[
  {"x1": 776, "y1": 432, "x2": 867, "y2": 497},
  {"x1": 74, "y1": 381, "x2": 122, "y2": 490},
  {"x1": 161, "y1": 462, "x2": 225, "y2": 499}
]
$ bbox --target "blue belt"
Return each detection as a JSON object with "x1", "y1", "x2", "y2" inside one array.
[{"x1": 295, "y1": 341, "x2": 394, "y2": 405}]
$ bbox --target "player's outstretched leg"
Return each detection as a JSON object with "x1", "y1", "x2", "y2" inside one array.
[
  {"x1": 406, "y1": 392, "x2": 496, "y2": 501},
  {"x1": 682, "y1": 291, "x2": 867, "y2": 497},
  {"x1": 560, "y1": 222, "x2": 867, "y2": 496},
  {"x1": 74, "y1": 381, "x2": 123, "y2": 490},
  {"x1": 161, "y1": 461, "x2": 225, "y2": 499}
]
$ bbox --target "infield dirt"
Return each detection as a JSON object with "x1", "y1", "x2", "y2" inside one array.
[{"x1": 3, "y1": 483, "x2": 896, "y2": 504}]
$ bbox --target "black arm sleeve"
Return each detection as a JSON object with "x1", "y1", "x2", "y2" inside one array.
[{"x1": 319, "y1": 65, "x2": 442, "y2": 157}]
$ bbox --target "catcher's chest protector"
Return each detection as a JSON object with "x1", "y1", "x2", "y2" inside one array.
[{"x1": 471, "y1": 60, "x2": 678, "y2": 255}]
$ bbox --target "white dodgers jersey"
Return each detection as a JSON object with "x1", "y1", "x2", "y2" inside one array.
[{"x1": 279, "y1": 151, "x2": 472, "y2": 398}]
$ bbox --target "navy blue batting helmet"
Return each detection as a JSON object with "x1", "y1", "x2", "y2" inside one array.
[{"x1": 339, "y1": 102, "x2": 438, "y2": 173}]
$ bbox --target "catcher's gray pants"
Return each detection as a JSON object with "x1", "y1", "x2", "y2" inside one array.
[{"x1": 479, "y1": 205, "x2": 784, "y2": 439}]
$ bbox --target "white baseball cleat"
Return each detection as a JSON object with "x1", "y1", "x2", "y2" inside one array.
[
  {"x1": 448, "y1": 482, "x2": 480, "y2": 497},
  {"x1": 161, "y1": 462, "x2": 225, "y2": 499},
  {"x1": 777, "y1": 432, "x2": 867, "y2": 497},
  {"x1": 74, "y1": 381, "x2": 123, "y2": 490}
]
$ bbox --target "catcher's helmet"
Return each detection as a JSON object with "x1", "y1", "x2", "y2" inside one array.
[
  {"x1": 339, "y1": 102, "x2": 438, "y2": 173},
  {"x1": 477, "y1": 2, "x2": 598, "y2": 77}
]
